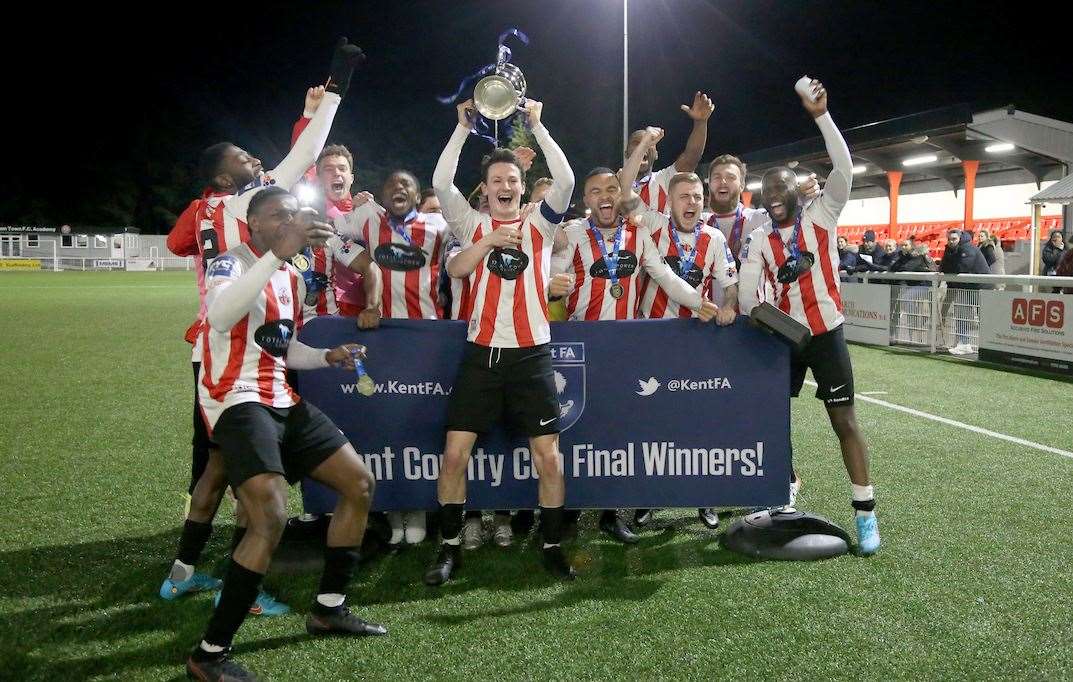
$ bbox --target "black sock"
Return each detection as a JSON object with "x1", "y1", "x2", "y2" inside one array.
[
  {"x1": 315, "y1": 546, "x2": 360, "y2": 613},
  {"x1": 851, "y1": 498, "x2": 876, "y2": 513},
  {"x1": 230, "y1": 526, "x2": 247, "y2": 554},
  {"x1": 439, "y1": 503, "x2": 464, "y2": 543},
  {"x1": 599, "y1": 509, "x2": 617, "y2": 524},
  {"x1": 540, "y1": 506, "x2": 564, "y2": 546},
  {"x1": 200, "y1": 559, "x2": 264, "y2": 651},
  {"x1": 177, "y1": 520, "x2": 213, "y2": 566}
]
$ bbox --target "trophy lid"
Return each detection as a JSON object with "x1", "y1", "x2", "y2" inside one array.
[{"x1": 473, "y1": 74, "x2": 520, "y2": 121}]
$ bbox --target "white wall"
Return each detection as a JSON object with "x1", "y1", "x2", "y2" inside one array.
[{"x1": 839, "y1": 181, "x2": 1062, "y2": 225}]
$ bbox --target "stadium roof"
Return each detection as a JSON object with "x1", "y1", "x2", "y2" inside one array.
[
  {"x1": 1029, "y1": 173, "x2": 1073, "y2": 205},
  {"x1": 741, "y1": 106, "x2": 1073, "y2": 200}
]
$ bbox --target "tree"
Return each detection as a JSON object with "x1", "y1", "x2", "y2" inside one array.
[{"x1": 506, "y1": 120, "x2": 550, "y2": 200}]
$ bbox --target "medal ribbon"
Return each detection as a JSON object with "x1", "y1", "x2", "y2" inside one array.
[
  {"x1": 589, "y1": 219, "x2": 624, "y2": 291},
  {"x1": 668, "y1": 220, "x2": 703, "y2": 279}
]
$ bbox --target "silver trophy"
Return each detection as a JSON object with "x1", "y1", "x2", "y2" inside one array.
[{"x1": 473, "y1": 47, "x2": 527, "y2": 121}]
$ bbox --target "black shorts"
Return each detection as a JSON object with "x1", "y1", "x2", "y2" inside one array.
[
  {"x1": 212, "y1": 400, "x2": 349, "y2": 488},
  {"x1": 790, "y1": 325, "x2": 855, "y2": 407},
  {"x1": 445, "y1": 343, "x2": 561, "y2": 437},
  {"x1": 190, "y1": 361, "x2": 216, "y2": 493}
]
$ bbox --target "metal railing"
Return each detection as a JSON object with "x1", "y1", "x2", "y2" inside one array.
[{"x1": 855, "y1": 272, "x2": 1072, "y2": 354}]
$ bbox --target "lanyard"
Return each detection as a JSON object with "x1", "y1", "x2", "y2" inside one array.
[
  {"x1": 727, "y1": 205, "x2": 745, "y2": 252},
  {"x1": 588, "y1": 219, "x2": 624, "y2": 287},
  {"x1": 771, "y1": 213, "x2": 803, "y2": 262},
  {"x1": 388, "y1": 209, "x2": 418, "y2": 245},
  {"x1": 668, "y1": 220, "x2": 702, "y2": 277}
]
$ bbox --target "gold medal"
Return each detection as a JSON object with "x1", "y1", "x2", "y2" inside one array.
[
  {"x1": 292, "y1": 253, "x2": 310, "y2": 272},
  {"x1": 610, "y1": 283, "x2": 624, "y2": 299},
  {"x1": 357, "y1": 374, "x2": 376, "y2": 396}
]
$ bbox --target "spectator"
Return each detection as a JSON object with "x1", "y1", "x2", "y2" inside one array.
[
  {"x1": 1056, "y1": 247, "x2": 1073, "y2": 294},
  {"x1": 939, "y1": 230, "x2": 990, "y2": 354},
  {"x1": 1042, "y1": 230, "x2": 1065, "y2": 276},
  {"x1": 977, "y1": 229, "x2": 1005, "y2": 275},
  {"x1": 838, "y1": 235, "x2": 884, "y2": 277},
  {"x1": 874, "y1": 238, "x2": 899, "y2": 268},
  {"x1": 889, "y1": 238, "x2": 935, "y2": 284},
  {"x1": 858, "y1": 229, "x2": 880, "y2": 263}
]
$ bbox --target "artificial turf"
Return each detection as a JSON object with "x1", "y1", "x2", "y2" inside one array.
[{"x1": 1, "y1": 271, "x2": 1070, "y2": 681}]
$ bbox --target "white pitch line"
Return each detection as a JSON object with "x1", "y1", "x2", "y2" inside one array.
[
  {"x1": 803, "y1": 380, "x2": 1073, "y2": 459},
  {"x1": 8, "y1": 284, "x2": 188, "y2": 290}
]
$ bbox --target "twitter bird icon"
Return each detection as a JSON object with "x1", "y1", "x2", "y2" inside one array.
[{"x1": 636, "y1": 377, "x2": 660, "y2": 396}]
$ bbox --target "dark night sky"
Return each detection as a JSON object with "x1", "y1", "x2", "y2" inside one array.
[{"x1": 5, "y1": 0, "x2": 1066, "y2": 233}]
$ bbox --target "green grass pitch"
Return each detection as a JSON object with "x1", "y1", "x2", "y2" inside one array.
[{"x1": 1, "y1": 271, "x2": 1070, "y2": 680}]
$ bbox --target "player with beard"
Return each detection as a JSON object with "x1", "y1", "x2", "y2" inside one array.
[
  {"x1": 737, "y1": 79, "x2": 880, "y2": 555},
  {"x1": 552, "y1": 128, "x2": 719, "y2": 543},
  {"x1": 624, "y1": 92, "x2": 714, "y2": 213},
  {"x1": 707, "y1": 154, "x2": 819, "y2": 268},
  {"x1": 425, "y1": 97, "x2": 575, "y2": 584},
  {"x1": 160, "y1": 40, "x2": 364, "y2": 620}
]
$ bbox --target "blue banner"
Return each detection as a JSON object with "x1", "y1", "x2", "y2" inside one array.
[{"x1": 297, "y1": 318, "x2": 791, "y2": 512}]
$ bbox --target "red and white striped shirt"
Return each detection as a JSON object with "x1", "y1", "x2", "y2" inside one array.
[
  {"x1": 558, "y1": 217, "x2": 703, "y2": 321},
  {"x1": 450, "y1": 204, "x2": 558, "y2": 346},
  {"x1": 298, "y1": 236, "x2": 365, "y2": 322},
  {"x1": 636, "y1": 165, "x2": 676, "y2": 214},
  {"x1": 705, "y1": 202, "x2": 765, "y2": 262},
  {"x1": 443, "y1": 237, "x2": 474, "y2": 321},
  {"x1": 635, "y1": 211, "x2": 738, "y2": 319},
  {"x1": 199, "y1": 242, "x2": 304, "y2": 429},
  {"x1": 336, "y1": 204, "x2": 448, "y2": 319},
  {"x1": 738, "y1": 112, "x2": 853, "y2": 337}
]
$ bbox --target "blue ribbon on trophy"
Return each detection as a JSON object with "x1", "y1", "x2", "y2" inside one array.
[{"x1": 438, "y1": 28, "x2": 530, "y2": 146}]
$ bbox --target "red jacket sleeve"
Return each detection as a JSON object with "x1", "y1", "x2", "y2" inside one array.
[
  {"x1": 291, "y1": 115, "x2": 311, "y2": 147},
  {"x1": 291, "y1": 115, "x2": 317, "y2": 182},
  {"x1": 167, "y1": 199, "x2": 202, "y2": 256}
]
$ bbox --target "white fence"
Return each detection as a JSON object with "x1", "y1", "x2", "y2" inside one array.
[
  {"x1": 0, "y1": 256, "x2": 196, "y2": 271},
  {"x1": 850, "y1": 273, "x2": 1072, "y2": 370}
]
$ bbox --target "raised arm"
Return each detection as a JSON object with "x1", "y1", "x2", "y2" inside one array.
[
  {"x1": 673, "y1": 92, "x2": 714, "y2": 173},
  {"x1": 431, "y1": 101, "x2": 484, "y2": 240},
  {"x1": 801, "y1": 80, "x2": 852, "y2": 217},
  {"x1": 524, "y1": 100, "x2": 574, "y2": 216},
  {"x1": 618, "y1": 127, "x2": 664, "y2": 217}
]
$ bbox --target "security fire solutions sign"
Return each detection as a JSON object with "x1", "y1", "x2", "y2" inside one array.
[{"x1": 979, "y1": 291, "x2": 1072, "y2": 376}]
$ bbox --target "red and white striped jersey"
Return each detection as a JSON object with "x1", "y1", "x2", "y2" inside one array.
[
  {"x1": 705, "y1": 202, "x2": 766, "y2": 262},
  {"x1": 198, "y1": 242, "x2": 304, "y2": 429},
  {"x1": 635, "y1": 165, "x2": 676, "y2": 214},
  {"x1": 558, "y1": 217, "x2": 703, "y2": 321},
  {"x1": 635, "y1": 211, "x2": 738, "y2": 319},
  {"x1": 336, "y1": 203, "x2": 448, "y2": 319},
  {"x1": 738, "y1": 204, "x2": 844, "y2": 335},
  {"x1": 298, "y1": 236, "x2": 365, "y2": 322},
  {"x1": 443, "y1": 237, "x2": 474, "y2": 321},
  {"x1": 737, "y1": 112, "x2": 854, "y2": 336},
  {"x1": 449, "y1": 203, "x2": 559, "y2": 346}
]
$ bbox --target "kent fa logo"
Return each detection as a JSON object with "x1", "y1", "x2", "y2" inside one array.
[
  {"x1": 551, "y1": 343, "x2": 585, "y2": 431},
  {"x1": 1011, "y1": 298, "x2": 1064, "y2": 329}
]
